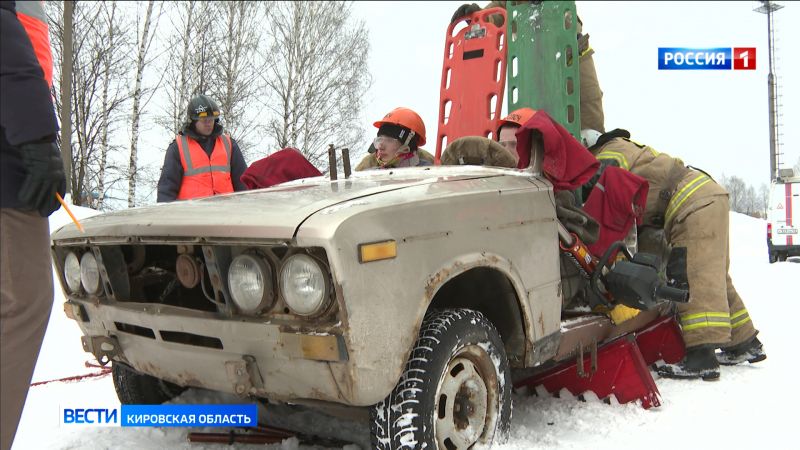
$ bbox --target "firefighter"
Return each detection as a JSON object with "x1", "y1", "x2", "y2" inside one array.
[
  {"x1": 581, "y1": 128, "x2": 766, "y2": 380},
  {"x1": 157, "y1": 95, "x2": 248, "y2": 202},
  {"x1": 450, "y1": 2, "x2": 605, "y2": 133},
  {"x1": 497, "y1": 107, "x2": 536, "y2": 163},
  {"x1": 1, "y1": 2, "x2": 65, "y2": 449},
  {"x1": 355, "y1": 107, "x2": 434, "y2": 171}
]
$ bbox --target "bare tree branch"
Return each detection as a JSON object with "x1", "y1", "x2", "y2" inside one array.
[
  {"x1": 47, "y1": 0, "x2": 132, "y2": 208},
  {"x1": 258, "y1": 1, "x2": 372, "y2": 166},
  {"x1": 207, "y1": 1, "x2": 265, "y2": 161}
]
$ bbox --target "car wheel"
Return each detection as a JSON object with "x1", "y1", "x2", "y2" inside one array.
[
  {"x1": 112, "y1": 362, "x2": 187, "y2": 405},
  {"x1": 370, "y1": 308, "x2": 512, "y2": 449},
  {"x1": 769, "y1": 251, "x2": 777, "y2": 264}
]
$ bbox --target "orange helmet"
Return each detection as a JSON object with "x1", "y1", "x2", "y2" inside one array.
[
  {"x1": 497, "y1": 107, "x2": 537, "y2": 135},
  {"x1": 373, "y1": 107, "x2": 427, "y2": 146}
]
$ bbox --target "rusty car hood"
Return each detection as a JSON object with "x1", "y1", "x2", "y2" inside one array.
[{"x1": 51, "y1": 166, "x2": 514, "y2": 242}]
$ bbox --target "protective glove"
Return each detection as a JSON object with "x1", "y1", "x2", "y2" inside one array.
[
  {"x1": 450, "y1": 3, "x2": 481, "y2": 23},
  {"x1": 608, "y1": 304, "x2": 641, "y2": 324},
  {"x1": 17, "y1": 140, "x2": 67, "y2": 217},
  {"x1": 578, "y1": 33, "x2": 592, "y2": 56}
]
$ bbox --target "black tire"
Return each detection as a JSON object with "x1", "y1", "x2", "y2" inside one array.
[
  {"x1": 112, "y1": 362, "x2": 187, "y2": 405},
  {"x1": 370, "y1": 309, "x2": 512, "y2": 449}
]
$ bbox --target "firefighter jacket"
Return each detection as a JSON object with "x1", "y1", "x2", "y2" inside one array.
[
  {"x1": 157, "y1": 122, "x2": 248, "y2": 202},
  {"x1": 1, "y1": 1, "x2": 59, "y2": 209},
  {"x1": 441, "y1": 136, "x2": 517, "y2": 168},
  {"x1": 589, "y1": 132, "x2": 726, "y2": 234}
]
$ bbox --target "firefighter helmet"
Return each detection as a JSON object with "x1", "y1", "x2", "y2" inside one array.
[
  {"x1": 497, "y1": 107, "x2": 537, "y2": 135},
  {"x1": 373, "y1": 107, "x2": 427, "y2": 147},
  {"x1": 580, "y1": 129, "x2": 602, "y2": 148},
  {"x1": 187, "y1": 94, "x2": 221, "y2": 121}
]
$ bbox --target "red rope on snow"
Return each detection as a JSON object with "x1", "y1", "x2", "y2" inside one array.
[{"x1": 30, "y1": 361, "x2": 112, "y2": 387}]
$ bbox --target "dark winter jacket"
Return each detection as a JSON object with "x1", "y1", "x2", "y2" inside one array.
[
  {"x1": 156, "y1": 121, "x2": 248, "y2": 202},
  {"x1": 1, "y1": 1, "x2": 60, "y2": 208}
]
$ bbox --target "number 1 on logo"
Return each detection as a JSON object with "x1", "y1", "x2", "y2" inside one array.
[{"x1": 733, "y1": 47, "x2": 756, "y2": 70}]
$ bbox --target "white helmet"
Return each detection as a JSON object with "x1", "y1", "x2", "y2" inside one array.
[{"x1": 580, "y1": 129, "x2": 602, "y2": 148}]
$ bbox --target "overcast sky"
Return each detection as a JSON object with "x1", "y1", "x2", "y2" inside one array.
[{"x1": 351, "y1": 1, "x2": 799, "y2": 188}]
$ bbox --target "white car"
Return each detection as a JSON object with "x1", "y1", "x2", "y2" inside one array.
[{"x1": 51, "y1": 144, "x2": 680, "y2": 449}]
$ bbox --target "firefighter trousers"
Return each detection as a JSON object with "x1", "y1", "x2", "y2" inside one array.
[{"x1": 667, "y1": 195, "x2": 758, "y2": 349}]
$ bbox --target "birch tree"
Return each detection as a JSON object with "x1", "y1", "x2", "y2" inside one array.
[
  {"x1": 47, "y1": 1, "x2": 131, "y2": 208},
  {"x1": 158, "y1": 1, "x2": 216, "y2": 135},
  {"x1": 127, "y1": 0, "x2": 160, "y2": 207},
  {"x1": 259, "y1": 1, "x2": 371, "y2": 166},
  {"x1": 206, "y1": 1, "x2": 265, "y2": 160},
  {"x1": 96, "y1": 2, "x2": 120, "y2": 209}
]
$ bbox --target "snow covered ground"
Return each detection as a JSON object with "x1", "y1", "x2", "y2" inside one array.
[{"x1": 11, "y1": 208, "x2": 799, "y2": 450}]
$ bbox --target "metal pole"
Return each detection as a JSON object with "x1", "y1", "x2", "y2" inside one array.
[
  {"x1": 342, "y1": 148, "x2": 351, "y2": 179},
  {"x1": 755, "y1": 1, "x2": 784, "y2": 181},
  {"x1": 767, "y1": 6, "x2": 777, "y2": 181},
  {"x1": 60, "y1": 0, "x2": 74, "y2": 195},
  {"x1": 327, "y1": 144, "x2": 338, "y2": 181},
  {"x1": 767, "y1": 74, "x2": 777, "y2": 180}
]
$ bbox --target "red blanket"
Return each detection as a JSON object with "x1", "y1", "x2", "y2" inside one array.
[
  {"x1": 515, "y1": 111, "x2": 599, "y2": 191},
  {"x1": 583, "y1": 166, "x2": 649, "y2": 257},
  {"x1": 241, "y1": 148, "x2": 322, "y2": 189}
]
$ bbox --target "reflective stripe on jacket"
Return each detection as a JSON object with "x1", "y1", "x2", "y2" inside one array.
[
  {"x1": 16, "y1": 0, "x2": 53, "y2": 87},
  {"x1": 593, "y1": 138, "x2": 725, "y2": 229},
  {"x1": 176, "y1": 133, "x2": 234, "y2": 200}
]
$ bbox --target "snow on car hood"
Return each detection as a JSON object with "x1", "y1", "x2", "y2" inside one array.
[{"x1": 51, "y1": 166, "x2": 509, "y2": 242}]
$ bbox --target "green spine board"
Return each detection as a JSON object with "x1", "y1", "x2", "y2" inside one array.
[{"x1": 507, "y1": 1, "x2": 581, "y2": 140}]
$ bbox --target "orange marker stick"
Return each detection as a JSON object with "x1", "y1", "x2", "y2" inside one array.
[{"x1": 56, "y1": 193, "x2": 85, "y2": 233}]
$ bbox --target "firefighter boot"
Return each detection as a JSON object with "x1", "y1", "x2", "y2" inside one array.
[
  {"x1": 657, "y1": 344, "x2": 720, "y2": 381},
  {"x1": 717, "y1": 336, "x2": 767, "y2": 366}
]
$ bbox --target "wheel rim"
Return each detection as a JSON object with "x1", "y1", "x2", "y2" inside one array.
[{"x1": 434, "y1": 344, "x2": 499, "y2": 449}]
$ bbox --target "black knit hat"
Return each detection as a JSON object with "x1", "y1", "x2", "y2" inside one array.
[{"x1": 367, "y1": 124, "x2": 419, "y2": 153}]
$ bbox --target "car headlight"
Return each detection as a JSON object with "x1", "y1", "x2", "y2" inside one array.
[
  {"x1": 280, "y1": 254, "x2": 328, "y2": 316},
  {"x1": 80, "y1": 252, "x2": 101, "y2": 295},
  {"x1": 228, "y1": 254, "x2": 274, "y2": 314},
  {"x1": 64, "y1": 252, "x2": 82, "y2": 293}
]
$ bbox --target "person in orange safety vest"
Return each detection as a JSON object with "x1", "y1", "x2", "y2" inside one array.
[{"x1": 157, "y1": 94, "x2": 247, "y2": 202}]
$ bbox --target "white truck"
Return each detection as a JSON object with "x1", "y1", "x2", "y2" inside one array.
[{"x1": 767, "y1": 169, "x2": 800, "y2": 263}]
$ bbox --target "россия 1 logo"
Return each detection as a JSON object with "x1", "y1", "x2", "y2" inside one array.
[{"x1": 658, "y1": 48, "x2": 756, "y2": 70}]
